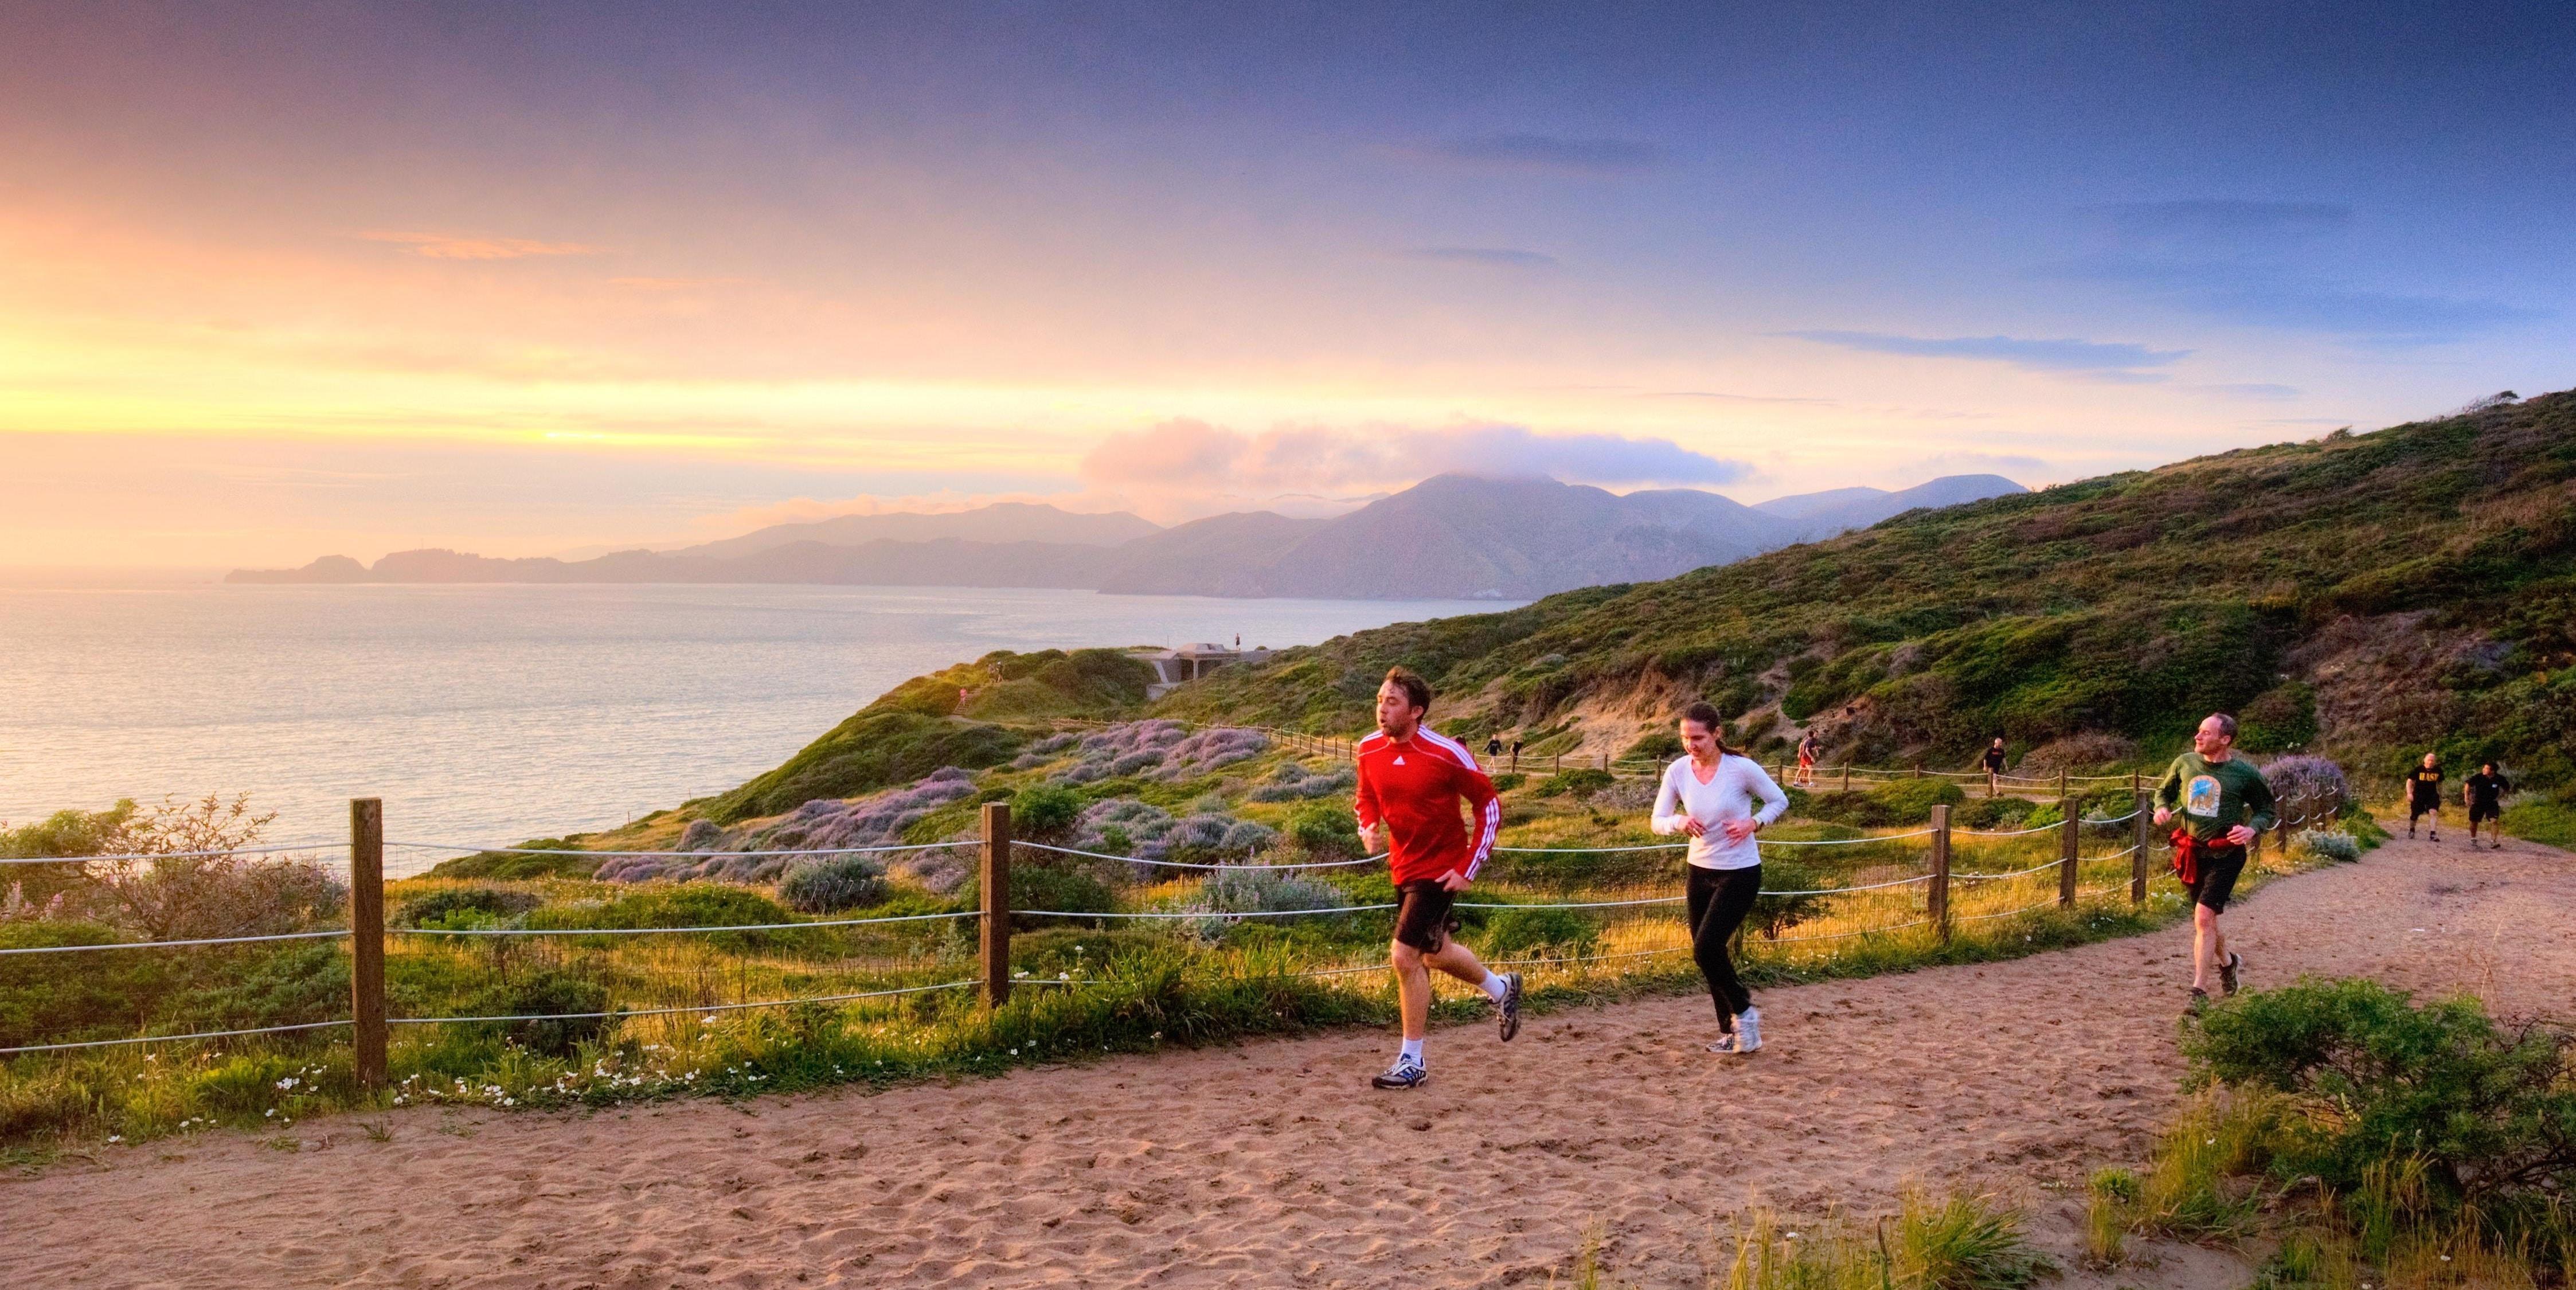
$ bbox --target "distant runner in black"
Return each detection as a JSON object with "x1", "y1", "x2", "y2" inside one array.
[
  {"x1": 2464, "y1": 761, "x2": 2509, "y2": 850},
  {"x1": 1981, "y1": 738, "x2": 2007, "y2": 795},
  {"x1": 1485, "y1": 734, "x2": 1504, "y2": 760},
  {"x1": 2406, "y1": 753, "x2": 2445, "y2": 841}
]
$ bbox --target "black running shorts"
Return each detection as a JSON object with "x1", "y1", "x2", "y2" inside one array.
[
  {"x1": 2470, "y1": 802, "x2": 2502, "y2": 824},
  {"x1": 2184, "y1": 844, "x2": 2247, "y2": 914},
  {"x1": 1392, "y1": 879, "x2": 1460, "y2": 953},
  {"x1": 2409, "y1": 798, "x2": 2441, "y2": 820}
]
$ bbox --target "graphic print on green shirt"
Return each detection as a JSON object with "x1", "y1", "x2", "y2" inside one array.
[{"x1": 2155, "y1": 752, "x2": 2278, "y2": 843}]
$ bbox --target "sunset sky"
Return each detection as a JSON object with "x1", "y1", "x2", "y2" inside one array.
[{"x1": 5, "y1": 2, "x2": 2571, "y2": 567}]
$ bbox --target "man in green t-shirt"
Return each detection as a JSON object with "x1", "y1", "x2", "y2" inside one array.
[{"x1": 2154, "y1": 712, "x2": 2278, "y2": 1011}]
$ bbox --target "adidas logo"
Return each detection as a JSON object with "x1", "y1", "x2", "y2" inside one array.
[{"x1": 1393, "y1": 756, "x2": 1406, "y2": 765}]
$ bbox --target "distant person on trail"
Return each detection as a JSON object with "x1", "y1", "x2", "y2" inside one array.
[
  {"x1": 1795, "y1": 732, "x2": 1820, "y2": 788},
  {"x1": 1981, "y1": 738, "x2": 2008, "y2": 795},
  {"x1": 2406, "y1": 753, "x2": 2445, "y2": 841},
  {"x1": 1353, "y1": 666, "x2": 1518, "y2": 1090},
  {"x1": 1486, "y1": 734, "x2": 1504, "y2": 759},
  {"x1": 1510, "y1": 737, "x2": 1524, "y2": 771},
  {"x1": 2465, "y1": 761, "x2": 2509, "y2": 850},
  {"x1": 1651, "y1": 701, "x2": 1789, "y2": 1054},
  {"x1": 2154, "y1": 713, "x2": 2277, "y2": 1012}
]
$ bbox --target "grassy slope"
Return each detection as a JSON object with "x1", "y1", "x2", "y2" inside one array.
[{"x1": 1158, "y1": 391, "x2": 2576, "y2": 788}]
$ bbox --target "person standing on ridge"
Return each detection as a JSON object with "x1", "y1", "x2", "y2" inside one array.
[
  {"x1": 2155, "y1": 713, "x2": 2277, "y2": 1012},
  {"x1": 2406, "y1": 753, "x2": 2445, "y2": 840},
  {"x1": 2464, "y1": 761, "x2": 2509, "y2": 850},
  {"x1": 1486, "y1": 733, "x2": 1504, "y2": 760},
  {"x1": 1981, "y1": 737, "x2": 2008, "y2": 796},
  {"x1": 1795, "y1": 730, "x2": 1820, "y2": 788},
  {"x1": 1510, "y1": 736, "x2": 1523, "y2": 772},
  {"x1": 1353, "y1": 667, "x2": 1518, "y2": 1090},
  {"x1": 1652, "y1": 702, "x2": 1789, "y2": 1054}
]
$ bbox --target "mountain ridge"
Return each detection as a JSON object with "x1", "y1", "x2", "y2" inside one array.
[{"x1": 226, "y1": 472, "x2": 2028, "y2": 600}]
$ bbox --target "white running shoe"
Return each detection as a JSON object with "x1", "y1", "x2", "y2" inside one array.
[
  {"x1": 1705, "y1": 1033, "x2": 1738, "y2": 1055},
  {"x1": 1735, "y1": 1007, "x2": 1764, "y2": 1053}
]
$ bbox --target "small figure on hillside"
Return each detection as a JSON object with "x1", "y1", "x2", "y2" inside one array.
[
  {"x1": 1651, "y1": 701, "x2": 1789, "y2": 1055},
  {"x1": 1794, "y1": 731, "x2": 1820, "y2": 788},
  {"x1": 2464, "y1": 761, "x2": 2509, "y2": 850},
  {"x1": 1981, "y1": 737, "x2": 2008, "y2": 797},
  {"x1": 2406, "y1": 752, "x2": 2445, "y2": 841},
  {"x1": 1485, "y1": 734, "x2": 1504, "y2": 759},
  {"x1": 2155, "y1": 713, "x2": 2277, "y2": 1014},
  {"x1": 1354, "y1": 667, "x2": 1518, "y2": 1090},
  {"x1": 1509, "y1": 737, "x2": 1523, "y2": 771}
]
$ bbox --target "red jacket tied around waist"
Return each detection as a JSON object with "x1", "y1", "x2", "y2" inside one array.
[{"x1": 1353, "y1": 729, "x2": 1501, "y2": 885}]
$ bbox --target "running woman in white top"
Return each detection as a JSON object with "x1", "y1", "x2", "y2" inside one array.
[{"x1": 1650, "y1": 701, "x2": 1790, "y2": 1054}]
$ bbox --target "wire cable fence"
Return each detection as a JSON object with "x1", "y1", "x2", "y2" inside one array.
[{"x1": 2, "y1": 787, "x2": 2364, "y2": 1071}]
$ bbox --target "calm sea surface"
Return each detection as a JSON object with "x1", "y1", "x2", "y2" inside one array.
[{"x1": 0, "y1": 584, "x2": 1515, "y2": 872}]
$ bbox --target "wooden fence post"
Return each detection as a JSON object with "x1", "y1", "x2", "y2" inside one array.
[
  {"x1": 980, "y1": 802, "x2": 1012, "y2": 1008},
  {"x1": 1929, "y1": 804, "x2": 1952, "y2": 943},
  {"x1": 1841, "y1": 766, "x2": 1851, "y2": 793},
  {"x1": 349, "y1": 798, "x2": 386, "y2": 1092},
  {"x1": 2058, "y1": 800, "x2": 2079, "y2": 908},
  {"x1": 2057, "y1": 768, "x2": 2068, "y2": 801},
  {"x1": 2132, "y1": 790, "x2": 2151, "y2": 905},
  {"x1": 1553, "y1": 753, "x2": 1561, "y2": 775}
]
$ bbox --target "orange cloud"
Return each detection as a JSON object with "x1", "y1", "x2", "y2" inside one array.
[{"x1": 359, "y1": 230, "x2": 605, "y2": 260}]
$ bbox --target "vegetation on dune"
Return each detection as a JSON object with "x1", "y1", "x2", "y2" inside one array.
[{"x1": 2085, "y1": 979, "x2": 2576, "y2": 1289}]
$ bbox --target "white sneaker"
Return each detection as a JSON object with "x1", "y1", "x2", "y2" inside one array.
[
  {"x1": 1705, "y1": 1033, "x2": 1738, "y2": 1055},
  {"x1": 1735, "y1": 1007, "x2": 1764, "y2": 1053}
]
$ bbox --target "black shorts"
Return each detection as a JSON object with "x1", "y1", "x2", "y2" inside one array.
[
  {"x1": 2184, "y1": 845, "x2": 2247, "y2": 914},
  {"x1": 2470, "y1": 802, "x2": 2501, "y2": 824},
  {"x1": 2410, "y1": 799, "x2": 2441, "y2": 820},
  {"x1": 1392, "y1": 879, "x2": 1459, "y2": 953}
]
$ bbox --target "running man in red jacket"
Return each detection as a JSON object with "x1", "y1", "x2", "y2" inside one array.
[{"x1": 1354, "y1": 666, "x2": 1519, "y2": 1089}]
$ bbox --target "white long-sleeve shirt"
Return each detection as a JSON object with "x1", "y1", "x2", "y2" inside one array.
[{"x1": 1651, "y1": 753, "x2": 1789, "y2": 870}]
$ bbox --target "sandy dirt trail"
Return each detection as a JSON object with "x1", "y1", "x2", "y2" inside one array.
[{"x1": 11, "y1": 828, "x2": 2571, "y2": 1289}]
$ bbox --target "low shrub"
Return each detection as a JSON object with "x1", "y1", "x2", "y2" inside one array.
[
  {"x1": 393, "y1": 886, "x2": 542, "y2": 928},
  {"x1": 1477, "y1": 905, "x2": 1598, "y2": 960},
  {"x1": 1489, "y1": 772, "x2": 1526, "y2": 793},
  {"x1": 523, "y1": 884, "x2": 819, "y2": 953},
  {"x1": 1197, "y1": 866, "x2": 1346, "y2": 916},
  {"x1": 1535, "y1": 768, "x2": 1616, "y2": 799},
  {"x1": 958, "y1": 863, "x2": 1118, "y2": 929},
  {"x1": 2287, "y1": 828, "x2": 2359, "y2": 863},
  {"x1": 2187, "y1": 978, "x2": 2576, "y2": 1253},
  {"x1": 1008, "y1": 784, "x2": 1085, "y2": 839},
  {"x1": 776, "y1": 854, "x2": 890, "y2": 913},
  {"x1": 425, "y1": 839, "x2": 600, "y2": 881},
  {"x1": 1749, "y1": 856, "x2": 1832, "y2": 937},
  {"x1": 1284, "y1": 801, "x2": 1362, "y2": 858},
  {"x1": 468, "y1": 970, "x2": 612, "y2": 1058},
  {"x1": 1868, "y1": 776, "x2": 1967, "y2": 822},
  {"x1": 1953, "y1": 796, "x2": 2037, "y2": 830}
]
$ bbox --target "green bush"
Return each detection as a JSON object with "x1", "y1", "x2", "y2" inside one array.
[
  {"x1": 1804, "y1": 791, "x2": 1900, "y2": 828},
  {"x1": 1750, "y1": 856, "x2": 1832, "y2": 937},
  {"x1": 1477, "y1": 905, "x2": 1599, "y2": 959},
  {"x1": 1621, "y1": 729, "x2": 1685, "y2": 763},
  {"x1": 776, "y1": 854, "x2": 890, "y2": 912},
  {"x1": 1489, "y1": 772, "x2": 1526, "y2": 793},
  {"x1": 1008, "y1": 784, "x2": 1085, "y2": 838},
  {"x1": 959, "y1": 863, "x2": 1118, "y2": 929},
  {"x1": 1869, "y1": 777, "x2": 1967, "y2": 821},
  {"x1": 468, "y1": 970, "x2": 612, "y2": 1058},
  {"x1": 1535, "y1": 768, "x2": 1616, "y2": 799},
  {"x1": 1284, "y1": 800, "x2": 1362, "y2": 857},
  {"x1": 393, "y1": 886, "x2": 542, "y2": 928},
  {"x1": 2287, "y1": 829, "x2": 2360, "y2": 863},
  {"x1": 424, "y1": 839, "x2": 600, "y2": 880},
  {"x1": 525, "y1": 884, "x2": 819, "y2": 953},
  {"x1": 1953, "y1": 796, "x2": 2037, "y2": 830},
  {"x1": 2187, "y1": 979, "x2": 2576, "y2": 1219}
]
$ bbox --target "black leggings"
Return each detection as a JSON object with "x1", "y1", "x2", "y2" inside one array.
[{"x1": 1687, "y1": 864, "x2": 1762, "y2": 1029}]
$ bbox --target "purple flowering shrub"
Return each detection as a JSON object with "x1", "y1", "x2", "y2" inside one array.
[
  {"x1": 2261, "y1": 754, "x2": 2350, "y2": 813},
  {"x1": 1033, "y1": 721, "x2": 1270, "y2": 785},
  {"x1": 600, "y1": 768, "x2": 979, "y2": 884}
]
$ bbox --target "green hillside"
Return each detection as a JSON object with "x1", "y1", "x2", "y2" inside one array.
[{"x1": 1156, "y1": 390, "x2": 2576, "y2": 789}]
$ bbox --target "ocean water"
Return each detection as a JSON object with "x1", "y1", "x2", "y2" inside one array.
[{"x1": 0, "y1": 584, "x2": 1515, "y2": 873}]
